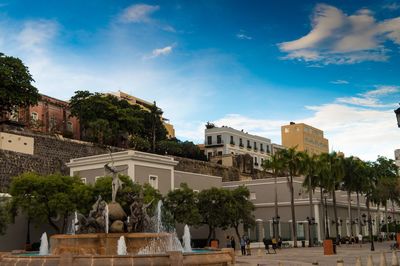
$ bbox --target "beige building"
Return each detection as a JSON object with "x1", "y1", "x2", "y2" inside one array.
[
  {"x1": 281, "y1": 122, "x2": 329, "y2": 155},
  {"x1": 109, "y1": 91, "x2": 175, "y2": 139}
]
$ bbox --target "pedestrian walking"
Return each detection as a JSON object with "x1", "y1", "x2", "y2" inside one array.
[
  {"x1": 231, "y1": 236, "x2": 236, "y2": 250},
  {"x1": 240, "y1": 236, "x2": 246, "y2": 255}
]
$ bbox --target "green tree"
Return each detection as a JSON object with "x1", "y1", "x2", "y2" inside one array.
[
  {"x1": 226, "y1": 186, "x2": 255, "y2": 241},
  {"x1": 0, "y1": 197, "x2": 10, "y2": 235},
  {"x1": 341, "y1": 156, "x2": 364, "y2": 236},
  {"x1": 129, "y1": 135, "x2": 151, "y2": 152},
  {"x1": 262, "y1": 152, "x2": 285, "y2": 238},
  {"x1": 319, "y1": 152, "x2": 344, "y2": 240},
  {"x1": 144, "y1": 101, "x2": 167, "y2": 152},
  {"x1": 164, "y1": 183, "x2": 202, "y2": 226},
  {"x1": 299, "y1": 152, "x2": 319, "y2": 246},
  {"x1": 9, "y1": 172, "x2": 93, "y2": 234},
  {"x1": 0, "y1": 53, "x2": 40, "y2": 120},
  {"x1": 198, "y1": 187, "x2": 230, "y2": 243},
  {"x1": 280, "y1": 147, "x2": 302, "y2": 247}
]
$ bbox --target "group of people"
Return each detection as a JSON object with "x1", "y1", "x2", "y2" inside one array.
[{"x1": 225, "y1": 235, "x2": 251, "y2": 255}]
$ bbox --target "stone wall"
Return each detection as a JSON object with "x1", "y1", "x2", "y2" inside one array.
[
  {"x1": 0, "y1": 128, "x2": 122, "y2": 191},
  {"x1": 0, "y1": 128, "x2": 271, "y2": 191}
]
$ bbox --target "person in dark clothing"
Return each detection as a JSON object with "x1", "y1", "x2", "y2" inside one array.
[
  {"x1": 263, "y1": 238, "x2": 270, "y2": 254},
  {"x1": 240, "y1": 236, "x2": 246, "y2": 255},
  {"x1": 230, "y1": 236, "x2": 236, "y2": 250}
]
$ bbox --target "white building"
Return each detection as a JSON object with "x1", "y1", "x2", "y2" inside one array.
[{"x1": 204, "y1": 125, "x2": 272, "y2": 170}]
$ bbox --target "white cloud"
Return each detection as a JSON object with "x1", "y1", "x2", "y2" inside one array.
[
  {"x1": 336, "y1": 85, "x2": 399, "y2": 107},
  {"x1": 236, "y1": 33, "x2": 252, "y2": 40},
  {"x1": 383, "y1": 3, "x2": 400, "y2": 11},
  {"x1": 278, "y1": 4, "x2": 400, "y2": 64},
  {"x1": 330, "y1": 80, "x2": 349, "y2": 84},
  {"x1": 119, "y1": 4, "x2": 159, "y2": 23},
  {"x1": 16, "y1": 20, "x2": 58, "y2": 53},
  {"x1": 151, "y1": 46, "x2": 173, "y2": 57}
]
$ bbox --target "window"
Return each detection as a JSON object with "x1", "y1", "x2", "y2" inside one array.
[
  {"x1": 149, "y1": 175, "x2": 158, "y2": 189},
  {"x1": 217, "y1": 135, "x2": 222, "y2": 144},
  {"x1": 31, "y1": 112, "x2": 38, "y2": 121},
  {"x1": 266, "y1": 145, "x2": 270, "y2": 153},
  {"x1": 247, "y1": 140, "x2": 251, "y2": 148},
  {"x1": 207, "y1": 152, "x2": 212, "y2": 158},
  {"x1": 80, "y1": 178, "x2": 87, "y2": 184},
  {"x1": 230, "y1": 136, "x2": 234, "y2": 145},
  {"x1": 254, "y1": 157, "x2": 258, "y2": 166},
  {"x1": 207, "y1": 136, "x2": 212, "y2": 145},
  {"x1": 254, "y1": 142, "x2": 257, "y2": 151},
  {"x1": 250, "y1": 192, "x2": 256, "y2": 200},
  {"x1": 239, "y1": 138, "x2": 243, "y2": 147},
  {"x1": 217, "y1": 151, "x2": 223, "y2": 156},
  {"x1": 67, "y1": 121, "x2": 73, "y2": 132},
  {"x1": 50, "y1": 116, "x2": 56, "y2": 129},
  {"x1": 260, "y1": 143, "x2": 264, "y2": 152}
]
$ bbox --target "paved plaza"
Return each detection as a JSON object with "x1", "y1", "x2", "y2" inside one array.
[{"x1": 236, "y1": 242, "x2": 400, "y2": 266}]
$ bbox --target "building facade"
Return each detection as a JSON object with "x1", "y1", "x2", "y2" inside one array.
[
  {"x1": 6, "y1": 94, "x2": 80, "y2": 139},
  {"x1": 109, "y1": 91, "x2": 175, "y2": 139},
  {"x1": 281, "y1": 122, "x2": 329, "y2": 155},
  {"x1": 204, "y1": 126, "x2": 272, "y2": 170}
]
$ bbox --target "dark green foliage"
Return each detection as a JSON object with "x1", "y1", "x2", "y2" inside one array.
[
  {"x1": 0, "y1": 53, "x2": 40, "y2": 117},
  {"x1": 164, "y1": 183, "x2": 202, "y2": 226},
  {"x1": 0, "y1": 197, "x2": 10, "y2": 235},
  {"x1": 156, "y1": 138, "x2": 207, "y2": 161},
  {"x1": 69, "y1": 91, "x2": 146, "y2": 146},
  {"x1": 9, "y1": 172, "x2": 93, "y2": 234}
]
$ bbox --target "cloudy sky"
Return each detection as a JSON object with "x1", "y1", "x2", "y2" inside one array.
[{"x1": 0, "y1": 0, "x2": 399, "y2": 161}]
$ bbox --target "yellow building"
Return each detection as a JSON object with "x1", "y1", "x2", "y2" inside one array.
[
  {"x1": 281, "y1": 122, "x2": 329, "y2": 155},
  {"x1": 109, "y1": 91, "x2": 175, "y2": 138}
]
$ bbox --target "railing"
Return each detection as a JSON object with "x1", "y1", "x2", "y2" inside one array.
[{"x1": 205, "y1": 140, "x2": 224, "y2": 147}]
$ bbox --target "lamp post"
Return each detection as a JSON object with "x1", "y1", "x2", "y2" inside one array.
[
  {"x1": 306, "y1": 216, "x2": 315, "y2": 247},
  {"x1": 272, "y1": 215, "x2": 280, "y2": 239},
  {"x1": 395, "y1": 105, "x2": 400, "y2": 128},
  {"x1": 323, "y1": 190, "x2": 329, "y2": 239},
  {"x1": 362, "y1": 213, "x2": 375, "y2": 251}
]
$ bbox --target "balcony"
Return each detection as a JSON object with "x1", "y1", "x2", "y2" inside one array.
[
  {"x1": 254, "y1": 147, "x2": 258, "y2": 152},
  {"x1": 205, "y1": 140, "x2": 224, "y2": 148},
  {"x1": 254, "y1": 162, "x2": 259, "y2": 166},
  {"x1": 230, "y1": 141, "x2": 235, "y2": 146},
  {"x1": 247, "y1": 145, "x2": 252, "y2": 150},
  {"x1": 260, "y1": 148, "x2": 265, "y2": 153},
  {"x1": 239, "y1": 143, "x2": 244, "y2": 148}
]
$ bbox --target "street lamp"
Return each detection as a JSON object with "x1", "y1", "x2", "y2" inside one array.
[
  {"x1": 306, "y1": 216, "x2": 315, "y2": 247},
  {"x1": 272, "y1": 215, "x2": 280, "y2": 239},
  {"x1": 323, "y1": 190, "x2": 329, "y2": 239},
  {"x1": 395, "y1": 105, "x2": 400, "y2": 128},
  {"x1": 362, "y1": 213, "x2": 375, "y2": 251}
]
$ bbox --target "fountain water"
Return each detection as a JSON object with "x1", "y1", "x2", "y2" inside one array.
[
  {"x1": 39, "y1": 232, "x2": 49, "y2": 256},
  {"x1": 182, "y1": 224, "x2": 192, "y2": 252},
  {"x1": 74, "y1": 211, "x2": 78, "y2": 234},
  {"x1": 138, "y1": 200, "x2": 183, "y2": 254},
  {"x1": 104, "y1": 204, "x2": 109, "y2": 233},
  {"x1": 117, "y1": 236, "x2": 128, "y2": 255}
]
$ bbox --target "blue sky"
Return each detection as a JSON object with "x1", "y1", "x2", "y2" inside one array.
[{"x1": 0, "y1": 0, "x2": 399, "y2": 160}]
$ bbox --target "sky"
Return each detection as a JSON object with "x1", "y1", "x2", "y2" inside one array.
[{"x1": 0, "y1": 0, "x2": 399, "y2": 161}]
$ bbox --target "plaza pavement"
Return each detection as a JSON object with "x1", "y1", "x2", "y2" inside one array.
[{"x1": 235, "y1": 242, "x2": 400, "y2": 266}]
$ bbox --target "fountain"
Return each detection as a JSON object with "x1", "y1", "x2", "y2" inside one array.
[
  {"x1": 39, "y1": 232, "x2": 49, "y2": 256},
  {"x1": 183, "y1": 224, "x2": 192, "y2": 252},
  {"x1": 0, "y1": 161, "x2": 235, "y2": 265},
  {"x1": 117, "y1": 236, "x2": 127, "y2": 255}
]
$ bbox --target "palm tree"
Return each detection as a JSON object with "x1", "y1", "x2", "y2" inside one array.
[
  {"x1": 281, "y1": 147, "x2": 302, "y2": 247},
  {"x1": 300, "y1": 152, "x2": 319, "y2": 246},
  {"x1": 319, "y1": 152, "x2": 344, "y2": 241},
  {"x1": 262, "y1": 152, "x2": 285, "y2": 239},
  {"x1": 342, "y1": 156, "x2": 364, "y2": 237}
]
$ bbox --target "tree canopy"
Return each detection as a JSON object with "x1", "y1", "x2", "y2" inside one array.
[
  {"x1": 0, "y1": 53, "x2": 40, "y2": 118},
  {"x1": 0, "y1": 197, "x2": 10, "y2": 235},
  {"x1": 9, "y1": 172, "x2": 93, "y2": 234}
]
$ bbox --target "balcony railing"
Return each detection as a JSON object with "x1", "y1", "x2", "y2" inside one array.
[
  {"x1": 205, "y1": 140, "x2": 224, "y2": 147},
  {"x1": 230, "y1": 141, "x2": 235, "y2": 145},
  {"x1": 247, "y1": 145, "x2": 252, "y2": 149},
  {"x1": 239, "y1": 143, "x2": 244, "y2": 148}
]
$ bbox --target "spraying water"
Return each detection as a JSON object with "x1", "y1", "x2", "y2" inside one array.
[
  {"x1": 104, "y1": 204, "x2": 109, "y2": 233},
  {"x1": 117, "y1": 236, "x2": 127, "y2": 255},
  {"x1": 138, "y1": 200, "x2": 183, "y2": 254},
  {"x1": 73, "y1": 211, "x2": 78, "y2": 234},
  {"x1": 182, "y1": 224, "x2": 192, "y2": 252},
  {"x1": 39, "y1": 232, "x2": 49, "y2": 255}
]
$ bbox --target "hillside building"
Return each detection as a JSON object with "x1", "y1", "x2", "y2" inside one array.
[{"x1": 281, "y1": 122, "x2": 329, "y2": 155}]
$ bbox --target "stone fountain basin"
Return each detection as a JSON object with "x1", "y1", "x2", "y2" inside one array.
[{"x1": 50, "y1": 232, "x2": 172, "y2": 255}]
